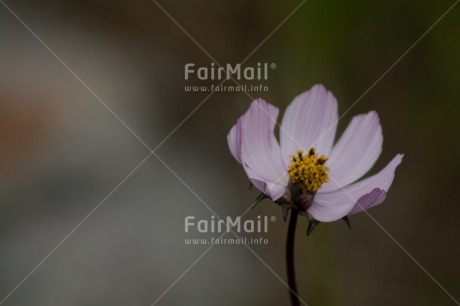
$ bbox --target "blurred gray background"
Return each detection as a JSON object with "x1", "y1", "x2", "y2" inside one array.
[{"x1": 0, "y1": 0, "x2": 459, "y2": 305}]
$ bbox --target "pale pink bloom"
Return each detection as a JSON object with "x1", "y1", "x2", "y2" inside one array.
[{"x1": 228, "y1": 84, "x2": 403, "y2": 222}]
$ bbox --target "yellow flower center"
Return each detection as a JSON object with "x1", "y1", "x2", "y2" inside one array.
[{"x1": 287, "y1": 148, "x2": 330, "y2": 193}]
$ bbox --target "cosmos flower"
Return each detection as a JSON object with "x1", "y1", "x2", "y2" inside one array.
[{"x1": 228, "y1": 84, "x2": 403, "y2": 223}]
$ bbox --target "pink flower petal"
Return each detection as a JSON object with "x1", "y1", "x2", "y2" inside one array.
[
  {"x1": 250, "y1": 178, "x2": 290, "y2": 201},
  {"x1": 307, "y1": 154, "x2": 403, "y2": 222},
  {"x1": 348, "y1": 188, "x2": 387, "y2": 215},
  {"x1": 227, "y1": 99, "x2": 289, "y2": 201},
  {"x1": 321, "y1": 111, "x2": 383, "y2": 192},
  {"x1": 227, "y1": 123, "x2": 243, "y2": 163},
  {"x1": 280, "y1": 84, "x2": 338, "y2": 167}
]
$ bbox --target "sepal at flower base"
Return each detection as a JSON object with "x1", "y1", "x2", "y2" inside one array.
[
  {"x1": 252, "y1": 192, "x2": 268, "y2": 209},
  {"x1": 307, "y1": 218, "x2": 320, "y2": 236},
  {"x1": 342, "y1": 216, "x2": 352, "y2": 229},
  {"x1": 282, "y1": 207, "x2": 289, "y2": 222}
]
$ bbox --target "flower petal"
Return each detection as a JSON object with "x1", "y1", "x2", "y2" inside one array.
[
  {"x1": 348, "y1": 188, "x2": 387, "y2": 215},
  {"x1": 307, "y1": 154, "x2": 403, "y2": 222},
  {"x1": 321, "y1": 111, "x2": 383, "y2": 192},
  {"x1": 280, "y1": 84, "x2": 338, "y2": 167},
  {"x1": 250, "y1": 178, "x2": 289, "y2": 201},
  {"x1": 227, "y1": 99, "x2": 289, "y2": 201},
  {"x1": 227, "y1": 123, "x2": 243, "y2": 163}
]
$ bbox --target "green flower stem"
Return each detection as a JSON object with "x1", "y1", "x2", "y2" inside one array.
[{"x1": 286, "y1": 209, "x2": 300, "y2": 306}]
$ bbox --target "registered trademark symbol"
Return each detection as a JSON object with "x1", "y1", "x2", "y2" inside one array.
[
  {"x1": 270, "y1": 216, "x2": 276, "y2": 222},
  {"x1": 270, "y1": 63, "x2": 276, "y2": 69}
]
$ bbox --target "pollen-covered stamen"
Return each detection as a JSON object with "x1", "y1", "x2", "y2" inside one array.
[{"x1": 287, "y1": 148, "x2": 330, "y2": 192}]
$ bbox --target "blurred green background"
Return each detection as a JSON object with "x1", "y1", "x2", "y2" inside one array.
[{"x1": 0, "y1": 0, "x2": 459, "y2": 305}]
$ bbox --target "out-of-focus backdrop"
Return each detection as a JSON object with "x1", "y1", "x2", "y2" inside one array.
[{"x1": 0, "y1": 0, "x2": 459, "y2": 305}]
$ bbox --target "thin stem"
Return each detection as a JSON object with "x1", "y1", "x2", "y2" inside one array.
[{"x1": 286, "y1": 209, "x2": 300, "y2": 306}]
